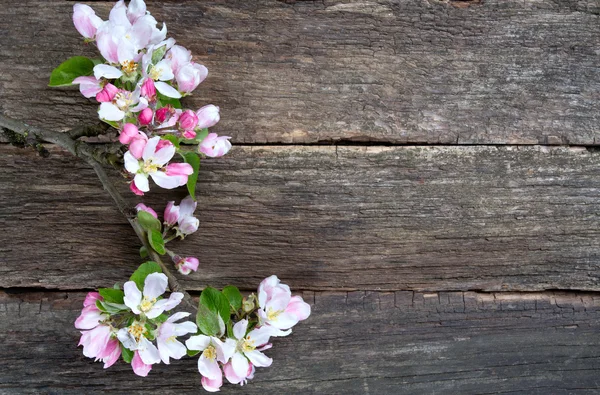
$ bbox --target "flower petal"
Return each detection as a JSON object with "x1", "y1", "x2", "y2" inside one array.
[
  {"x1": 138, "y1": 336, "x2": 161, "y2": 365},
  {"x1": 143, "y1": 272, "x2": 168, "y2": 299},
  {"x1": 124, "y1": 151, "x2": 141, "y2": 173},
  {"x1": 186, "y1": 334, "x2": 211, "y2": 351},
  {"x1": 231, "y1": 352, "x2": 250, "y2": 378},
  {"x1": 233, "y1": 319, "x2": 248, "y2": 340},
  {"x1": 154, "y1": 81, "x2": 182, "y2": 98},
  {"x1": 151, "y1": 143, "x2": 176, "y2": 166},
  {"x1": 244, "y1": 349, "x2": 272, "y2": 368},
  {"x1": 98, "y1": 102, "x2": 125, "y2": 121},
  {"x1": 150, "y1": 171, "x2": 186, "y2": 189},
  {"x1": 198, "y1": 354, "x2": 222, "y2": 380},
  {"x1": 142, "y1": 136, "x2": 160, "y2": 161},
  {"x1": 123, "y1": 280, "x2": 142, "y2": 313},
  {"x1": 134, "y1": 173, "x2": 150, "y2": 192},
  {"x1": 93, "y1": 64, "x2": 123, "y2": 80}
]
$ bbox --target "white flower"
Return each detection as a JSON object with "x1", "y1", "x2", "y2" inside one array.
[
  {"x1": 156, "y1": 312, "x2": 197, "y2": 364},
  {"x1": 123, "y1": 272, "x2": 183, "y2": 319}
]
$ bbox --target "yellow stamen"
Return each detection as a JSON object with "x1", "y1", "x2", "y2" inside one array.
[
  {"x1": 139, "y1": 296, "x2": 157, "y2": 312},
  {"x1": 203, "y1": 345, "x2": 217, "y2": 361},
  {"x1": 266, "y1": 308, "x2": 282, "y2": 321},
  {"x1": 241, "y1": 336, "x2": 256, "y2": 353},
  {"x1": 127, "y1": 322, "x2": 147, "y2": 341},
  {"x1": 120, "y1": 60, "x2": 137, "y2": 74}
]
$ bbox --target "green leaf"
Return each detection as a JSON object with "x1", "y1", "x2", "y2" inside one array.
[
  {"x1": 49, "y1": 56, "x2": 95, "y2": 87},
  {"x1": 200, "y1": 287, "x2": 231, "y2": 324},
  {"x1": 162, "y1": 134, "x2": 180, "y2": 148},
  {"x1": 222, "y1": 285, "x2": 243, "y2": 311},
  {"x1": 182, "y1": 151, "x2": 200, "y2": 200},
  {"x1": 151, "y1": 45, "x2": 168, "y2": 64},
  {"x1": 157, "y1": 93, "x2": 182, "y2": 109},
  {"x1": 226, "y1": 319, "x2": 234, "y2": 339},
  {"x1": 137, "y1": 211, "x2": 162, "y2": 232},
  {"x1": 148, "y1": 228, "x2": 166, "y2": 255},
  {"x1": 101, "y1": 119, "x2": 120, "y2": 130},
  {"x1": 187, "y1": 349, "x2": 201, "y2": 357},
  {"x1": 98, "y1": 288, "x2": 125, "y2": 304},
  {"x1": 96, "y1": 300, "x2": 128, "y2": 314},
  {"x1": 91, "y1": 58, "x2": 104, "y2": 66},
  {"x1": 139, "y1": 246, "x2": 149, "y2": 258},
  {"x1": 152, "y1": 313, "x2": 169, "y2": 323},
  {"x1": 130, "y1": 261, "x2": 162, "y2": 290},
  {"x1": 196, "y1": 303, "x2": 221, "y2": 336},
  {"x1": 121, "y1": 345, "x2": 134, "y2": 363}
]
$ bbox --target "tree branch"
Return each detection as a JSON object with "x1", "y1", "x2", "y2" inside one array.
[{"x1": 0, "y1": 114, "x2": 196, "y2": 311}]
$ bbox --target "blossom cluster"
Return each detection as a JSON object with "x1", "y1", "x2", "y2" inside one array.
[
  {"x1": 70, "y1": 0, "x2": 231, "y2": 195},
  {"x1": 76, "y1": 266, "x2": 311, "y2": 391}
]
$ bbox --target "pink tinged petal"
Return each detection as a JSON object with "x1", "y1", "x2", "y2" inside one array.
[
  {"x1": 75, "y1": 305, "x2": 105, "y2": 330},
  {"x1": 138, "y1": 337, "x2": 161, "y2": 365},
  {"x1": 223, "y1": 361, "x2": 245, "y2": 384},
  {"x1": 286, "y1": 295, "x2": 311, "y2": 321},
  {"x1": 166, "y1": 163, "x2": 193, "y2": 176},
  {"x1": 96, "y1": 30, "x2": 120, "y2": 64},
  {"x1": 130, "y1": 181, "x2": 144, "y2": 196},
  {"x1": 166, "y1": 45, "x2": 192, "y2": 73},
  {"x1": 134, "y1": 174, "x2": 150, "y2": 193},
  {"x1": 160, "y1": 337, "x2": 187, "y2": 364},
  {"x1": 135, "y1": 203, "x2": 157, "y2": 218},
  {"x1": 202, "y1": 374, "x2": 223, "y2": 392},
  {"x1": 72, "y1": 76, "x2": 103, "y2": 98},
  {"x1": 175, "y1": 63, "x2": 204, "y2": 93},
  {"x1": 124, "y1": 151, "x2": 141, "y2": 173},
  {"x1": 167, "y1": 311, "x2": 191, "y2": 323},
  {"x1": 159, "y1": 292, "x2": 184, "y2": 311},
  {"x1": 164, "y1": 201, "x2": 179, "y2": 226},
  {"x1": 123, "y1": 281, "x2": 143, "y2": 313},
  {"x1": 151, "y1": 143, "x2": 176, "y2": 166},
  {"x1": 198, "y1": 354, "x2": 222, "y2": 380},
  {"x1": 73, "y1": 4, "x2": 103, "y2": 39},
  {"x1": 178, "y1": 216, "x2": 199, "y2": 235},
  {"x1": 179, "y1": 196, "x2": 197, "y2": 217},
  {"x1": 196, "y1": 105, "x2": 220, "y2": 129},
  {"x1": 244, "y1": 350, "x2": 272, "y2": 368},
  {"x1": 93, "y1": 64, "x2": 123, "y2": 80},
  {"x1": 266, "y1": 287, "x2": 292, "y2": 313},
  {"x1": 248, "y1": 326, "x2": 272, "y2": 347},
  {"x1": 154, "y1": 81, "x2": 182, "y2": 98},
  {"x1": 220, "y1": 338, "x2": 237, "y2": 363},
  {"x1": 119, "y1": 123, "x2": 139, "y2": 144},
  {"x1": 174, "y1": 321, "x2": 197, "y2": 336},
  {"x1": 129, "y1": 136, "x2": 148, "y2": 159},
  {"x1": 269, "y1": 311, "x2": 299, "y2": 330},
  {"x1": 117, "y1": 39, "x2": 138, "y2": 64},
  {"x1": 109, "y1": 0, "x2": 130, "y2": 27},
  {"x1": 143, "y1": 272, "x2": 168, "y2": 299},
  {"x1": 140, "y1": 79, "x2": 156, "y2": 99},
  {"x1": 150, "y1": 171, "x2": 186, "y2": 189},
  {"x1": 96, "y1": 83, "x2": 119, "y2": 103},
  {"x1": 102, "y1": 339, "x2": 121, "y2": 368},
  {"x1": 131, "y1": 351, "x2": 152, "y2": 377},
  {"x1": 81, "y1": 325, "x2": 111, "y2": 358},
  {"x1": 127, "y1": 0, "x2": 146, "y2": 23},
  {"x1": 233, "y1": 319, "x2": 249, "y2": 340},
  {"x1": 84, "y1": 292, "x2": 102, "y2": 307},
  {"x1": 138, "y1": 107, "x2": 153, "y2": 125},
  {"x1": 231, "y1": 352, "x2": 250, "y2": 378},
  {"x1": 177, "y1": 257, "x2": 199, "y2": 275},
  {"x1": 186, "y1": 335, "x2": 211, "y2": 351},
  {"x1": 129, "y1": 97, "x2": 149, "y2": 113},
  {"x1": 98, "y1": 102, "x2": 125, "y2": 121},
  {"x1": 178, "y1": 110, "x2": 198, "y2": 130},
  {"x1": 182, "y1": 130, "x2": 196, "y2": 139},
  {"x1": 263, "y1": 326, "x2": 291, "y2": 337},
  {"x1": 142, "y1": 136, "x2": 161, "y2": 161},
  {"x1": 258, "y1": 343, "x2": 273, "y2": 351}
]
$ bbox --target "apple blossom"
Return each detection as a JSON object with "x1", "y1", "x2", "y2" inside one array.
[
  {"x1": 166, "y1": 45, "x2": 192, "y2": 74},
  {"x1": 73, "y1": 4, "x2": 103, "y2": 39},
  {"x1": 174, "y1": 256, "x2": 199, "y2": 275},
  {"x1": 98, "y1": 88, "x2": 148, "y2": 122},
  {"x1": 185, "y1": 335, "x2": 233, "y2": 384},
  {"x1": 140, "y1": 79, "x2": 157, "y2": 100},
  {"x1": 79, "y1": 324, "x2": 113, "y2": 360},
  {"x1": 122, "y1": 272, "x2": 183, "y2": 319},
  {"x1": 156, "y1": 312, "x2": 197, "y2": 364},
  {"x1": 135, "y1": 203, "x2": 157, "y2": 218},
  {"x1": 199, "y1": 133, "x2": 232, "y2": 158},
  {"x1": 223, "y1": 361, "x2": 255, "y2": 386},
  {"x1": 138, "y1": 108, "x2": 154, "y2": 125},
  {"x1": 225, "y1": 319, "x2": 273, "y2": 383},
  {"x1": 72, "y1": 76, "x2": 103, "y2": 98},
  {"x1": 131, "y1": 350, "x2": 153, "y2": 377},
  {"x1": 202, "y1": 375, "x2": 224, "y2": 393},
  {"x1": 177, "y1": 196, "x2": 199, "y2": 236},
  {"x1": 163, "y1": 201, "x2": 180, "y2": 226},
  {"x1": 196, "y1": 105, "x2": 220, "y2": 129},
  {"x1": 96, "y1": 83, "x2": 119, "y2": 103},
  {"x1": 176, "y1": 63, "x2": 208, "y2": 93},
  {"x1": 257, "y1": 275, "x2": 311, "y2": 334},
  {"x1": 178, "y1": 110, "x2": 198, "y2": 131}
]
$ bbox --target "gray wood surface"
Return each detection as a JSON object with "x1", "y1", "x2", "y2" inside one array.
[
  {"x1": 1, "y1": 290, "x2": 599, "y2": 394},
  {"x1": 1, "y1": 0, "x2": 599, "y2": 144},
  {"x1": 2, "y1": 144, "x2": 600, "y2": 292}
]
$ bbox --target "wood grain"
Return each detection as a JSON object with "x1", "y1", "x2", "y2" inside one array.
[
  {"x1": 1, "y1": 0, "x2": 600, "y2": 144},
  {"x1": 2, "y1": 144, "x2": 600, "y2": 292},
  {"x1": 1, "y1": 290, "x2": 599, "y2": 394}
]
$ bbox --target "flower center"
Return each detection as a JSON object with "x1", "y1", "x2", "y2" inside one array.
[
  {"x1": 241, "y1": 336, "x2": 256, "y2": 353},
  {"x1": 121, "y1": 60, "x2": 137, "y2": 74},
  {"x1": 114, "y1": 92, "x2": 133, "y2": 110},
  {"x1": 142, "y1": 160, "x2": 160, "y2": 174},
  {"x1": 149, "y1": 66, "x2": 163, "y2": 81},
  {"x1": 139, "y1": 296, "x2": 157, "y2": 312},
  {"x1": 266, "y1": 308, "x2": 282, "y2": 321},
  {"x1": 202, "y1": 345, "x2": 217, "y2": 361},
  {"x1": 128, "y1": 322, "x2": 147, "y2": 341}
]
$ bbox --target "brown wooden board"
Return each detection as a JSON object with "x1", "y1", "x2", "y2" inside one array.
[
  {"x1": 2, "y1": 144, "x2": 600, "y2": 292},
  {"x1": 1, "y1": 290, "x2": 599, "y2": 394},
  {"x1": 1, "y1": 0, "x2": 600, "y2": 144}
]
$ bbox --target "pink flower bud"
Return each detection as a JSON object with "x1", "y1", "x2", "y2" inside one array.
[
  {"x1": 83, "y1": 292, "x2": 102, "y2": 307},
  {"x1": 176, "y1": 63, "x2": 208, "y2": 93},
  {"x1": 119, "y1": 123, "x2": 140, "y2": 144},
  {"x1": 129, "y1": 133, "x2": 148, "y2": 159},
  {"x1": 73, "y1": 4, "x2": 103, "y2": 39},
  {"x1": 140, "y1": 78, "x2": 156, "y2": 99},
  {"x1": 199, "y1": 133, "x2": 232, "y2": 158},
  {"x1": 178, "y1": 110, "x2": 198, "y2": 131},
  {"x1": 156, "y1": 139, "x2": 173, "y2": 151},
  {"x1": 138, "y1": 108, "x2": 153, "y2": 126},
  {"x1": 95, "y1": 83, "x2": 119, "y2": 103},
  {"x1": 166, "y1": 45, "x2": 192, "y2": 74},
  {"x1": 182, "y1": 130, "x2": 196, "y2": 139},
  {"x1": 163, "y1": 201, "x2": 179, "y2": 226},
  {"x1": 178, "y1": 216, "x2": 199, "y2": 235},
  {"x1": 196, "y1": 105, "x2": 220, "y2": 129},
  {"x1": 135, "y1": 203, "x2": 158, "y2": 218},
  {"x1": 155, "y1": 107, "x2": 172, "y2": 124},
  {"x1": 130, "y1": 181, "x2": 144, "y2": 196},
  {"x1": 174, "y1": 256, "x2": 199, "y2": 275},
  {"x1": 166, "y1": 163, "x2": 193, "y2": 177}
]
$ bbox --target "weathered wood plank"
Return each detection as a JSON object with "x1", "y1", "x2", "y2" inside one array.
[
  {"x1": 1, "y1": 290, "x2": 599, "y2": 394},
  {"x1": 2, "y1": 144, "x2": 600, "y2": 291},
  {"x1": 1, "y1": 0, "x2": 599, "y2": 144}
]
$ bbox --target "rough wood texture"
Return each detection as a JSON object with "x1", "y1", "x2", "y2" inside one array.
[
  {"x1": 1, "y1": 290, "x2": 599, "y2": 394},
  {"x1": 1, "y1": 0, "x2": 600, "y2": 144},
  {"x1": 2, "y1": 144, "x2": 600, "y2": 291}
]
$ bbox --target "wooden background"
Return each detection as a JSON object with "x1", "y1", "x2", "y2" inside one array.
[{"x1": 1, "y1": 0, "x2": 600, "y2": 393}]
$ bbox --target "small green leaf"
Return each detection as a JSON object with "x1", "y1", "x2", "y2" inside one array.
[
  {"x1": 113, "y1": 283, "x2": 120, "y2": 290},
  {"x1": 91, "y1": 58, "x2": 104, "y2": 66},
  {"x1": 196, "y1": 303, "x2": 221, "y2": 336},
  {"x1": 151, "y1": 45, "x2": 168, "y2": 64},
  {"x1": 148, "y1": 228, "x2": 166, "y2": 255},
  {"x1": 121, "y1": 345, "x2": 134, "y2": 363},
  {"x1": 187, "y1": 349, "x2": 201, "y2": 357},
  {"x1": 162, "y1": 134, "x2": 180, "y2": 148},
  {"x1": 96, "y1": 300, "x2": 128, "y2": 314},
  {"x1": 137, "y1": 211, "x2": 162, "y2": 232},
  {"x1": 139, "y1": 246, "x2": 149, "y2": 258},
  {"x1": 130, "y1": 261, "x2": 162, "y2": 290},
  {"x1": 153, "y1": 313, "x2": 169, "y2": 324},
  {"x1": 49, "y1": 56, "x2": 95, "y2": 87},
  {"x1": 226, "y1": 320, "x2": 234, "y2": 338},
  {"x1": 200, "y1": 287, "x2": 231, "y2": 324},
  {"x1": 182, "y1": 152, "x2": 200, "y2": 200},
  {"x1": 157, "y1": 93, "x2": 182, "y2": 109},
  {"x1": 222, "y1": 285, "x2": 243, "y2": 311},
  {"x1": 98, "y1": 288, "x2": 125, "y2": 304}
]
